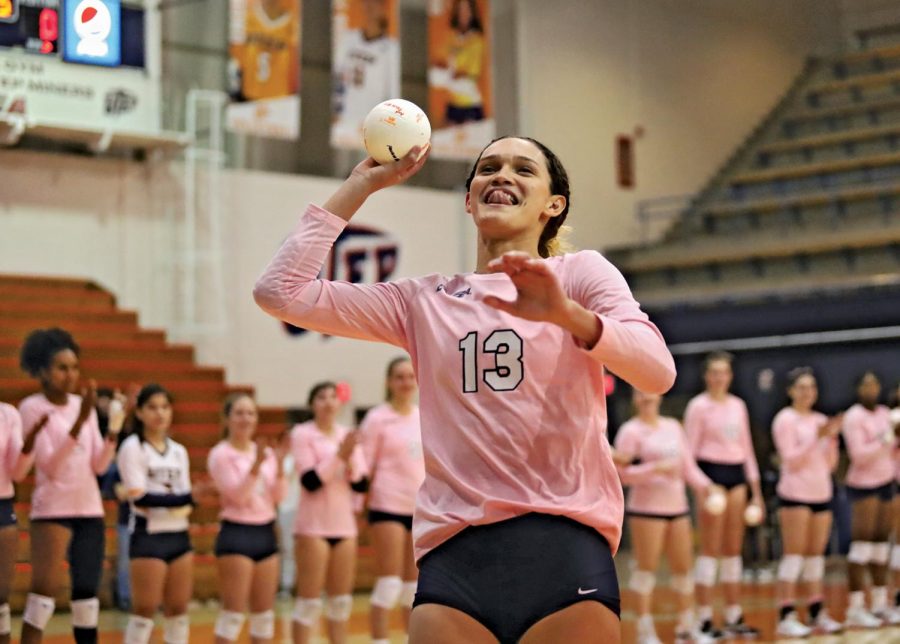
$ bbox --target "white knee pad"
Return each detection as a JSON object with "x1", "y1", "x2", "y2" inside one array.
[
  {"x1": 249, "y1": 610, "x2": 275, "y2": 639},
  {"x1": 670, "y1": 573, "x2": 694, "y2": 596},
  {"x1": 695, "y1": 556, "x2": 718, "y2": 587},
  {"x1": 370, "y1": 575, "x2": 403, "y2": 609},
  {"x1": 124, "y1": 615, "x2": 155, "y2": 644},
  {"x1": 214, "y1": 610, "x2": 246, "y2": 641},
  {"x1": 292, "y1": 597, "x2": 323, "y2": 626},
  {"x1": 801, "y1": 555, "x2": 825, "y2": 583},
  {"x1": 848, "y1": 541, "x2": 874, "y2": 565},
  {"x1": 0, "y1": 603, "x2": 10, "y2": 636},
  {"x1": 871, "y1": 542, "x2": 891, "y2": 565},
  {"x1": 71, "y1": 597, "x2": 100, "y2": 628},
  {"x1": 400, "y1": 581, "x2": 417, "y2": 608},
  {"x1": 719, "y1": 556, "x2": 743, "y2": 583},
  {"x1": 892, "y1": 545, "x2": 900, "y2": 571},
  {"x1": 777, "y1": 554, "x2": 804, "y2": 583},
  {"x1": 23, "y1": 593, "x2": 55, "y2": 630},
  {"x1": 325, "y1": 594, "x2": 353, "y2": 622},
  {"x1": 163, "y1": 614, "x2": 189, "y2": 644},
  {"x1": 628, "y1": 569, "x2": 657, "y2": 595}
]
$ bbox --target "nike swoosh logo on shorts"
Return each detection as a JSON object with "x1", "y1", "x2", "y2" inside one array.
[{"x1": 577, "y1": 587, "x2": 598, "y2": 595}]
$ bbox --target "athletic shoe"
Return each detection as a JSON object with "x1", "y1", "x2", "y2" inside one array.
[
  {"x1": 698, "y1": 620, "x2": 725, "y2": 639},
  {"x1": 776, "y1": 612, "x2": 812, "y2": 638},
  {"x1": 813, "y1": 610, "x2": 842, "y2": 634},
  {"x1": 844, "y1": 606, "x2": 883, "y2": 629},
  {"x1": 882, "y1": 605, "x2": 900, "y2": 625},
  {"x1": 723, "y1": 617, "x2": 759, "y2": 638},
  {"x1": 675, "y1": 628, "x2": 718, "y2": 643}
]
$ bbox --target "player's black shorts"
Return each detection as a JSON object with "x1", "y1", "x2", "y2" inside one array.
[
  {"x1": 414, "y1": 513, "x2": 620, "y2": 643},
  {"x1": 368, "y1": 509, "x2": 413, "y2": 532},
  {"x1": 697, "y1": 460, "x2": 747, "y2": 490},
  {"x1": 846, "y1": 481, "x2": 895, "y2": 503},
  {"x1": 0, "y1": 496, "x2": 15, "y2": 528},
  {"x1": 130, "y1": 517, "x2": 192, "y2": 563},
  {"x1": 778, "y1": 496, "x2": 832, "y2": 514},
  {"x1": 215, "y1": 520, "x2": 278, "y2": 562},
  {"x1": 627, "y1": 510, "x2": 690, "y2": 522}
]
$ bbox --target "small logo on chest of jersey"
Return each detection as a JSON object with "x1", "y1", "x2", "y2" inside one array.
[{"x1": 436, "y1": 284, "x2": 472, "y2": 298}]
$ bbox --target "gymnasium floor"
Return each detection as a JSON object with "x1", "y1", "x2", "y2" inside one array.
[{"x1": 10, "y1": 581, "x2": 900, "y2": 643}]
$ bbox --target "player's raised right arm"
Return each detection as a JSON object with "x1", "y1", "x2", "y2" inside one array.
[{"x1": 253, "y1": 146, "x2": 430, "y2": 347}]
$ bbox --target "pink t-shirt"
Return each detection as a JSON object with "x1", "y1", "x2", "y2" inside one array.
[
  {"x1": 772, "y1": 407, "x2": 837, "y2": 504},
  {"x1": 684, "y1": 392, "x2": 760, "y2": 483},
  {"x1": 291, "y1": 421, "x2": 368, "y2": 539},
  {"x1": 614, "y1": 416, "x2": 710, "y2": 515},
  {"x1": 360, "y1": 403, "x2": 425, "y2": 516},
  {"x1": 0, "y1": 403, "x2": 23, "y2": 499},
  {"x1": 254, "y1": 205, "x2": 675, "y2": 559},
  {"x1": 17, "y1": 393, "x2": 113, "y2": 519},
  {"x1": 843, "y1": 403, "x2": 895, "y2": 489},
  {"x1": 208, "y1": 441, "x2": 288, "y2": 525}
]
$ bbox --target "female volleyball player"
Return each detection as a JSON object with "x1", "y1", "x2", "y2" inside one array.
[
  {"x1": 613, "y1": 389, "x2": 718, "y2": 644},
  {"x1": 771, "y1": 367, "x2": 842, "y2": 636},
  {"x1": 361, "y1": 357, "x2": 425, "y2": 644},
  {"x1": 290, "y1": 382, "x2": 369, "y2": 644},
  {"x1": 254, "y1": 136, "x2": 675, "y2": 643},
  {"x1": 842, "y1": 371, "x2": 896, "y2": 628},
  {"x1": 15, "y1": 328, "x2": 121, "y2": 644},
  {"x1": 0, "y1": 402, "x2": 23, "y2": 644},
  {"x1": 208, "y1": 393, "x2": 287, "y2": 643},
  {"x1": 685, "y1": 351, "x2": 762, "y2": 638},
  {"x1": 117, "y1": 384, "x2": 194, "y2": 644},
  {"x1": 891, "y1": 382, "x2": 900, "y2": 621}
]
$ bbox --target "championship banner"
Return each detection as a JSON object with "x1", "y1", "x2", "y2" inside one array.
[
  {"x1": 426, "y1": 0, "x2": 494, "y2": 160},
  {"x1": 226, "y1": 0, "x2": 301, "y2": 140},
  {"x1": 330, "y1": 0, "x2": 400, "y2": 150}
]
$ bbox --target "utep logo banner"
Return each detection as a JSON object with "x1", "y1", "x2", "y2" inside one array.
[
  {"x1": 283, "y1": 224, "x2": 399, "y2": 338},
  {"x1": 63, "y1": 0, "x2": 121, "y2": 66}
]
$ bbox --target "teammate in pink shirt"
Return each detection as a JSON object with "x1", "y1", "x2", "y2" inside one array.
[
  {"x1": 254, "y1": 136, "x2": 675, "y2": 643},
  {"x1": 117, "y1": 384, "x2": 194, "y2": 644},
  {"x1": 685, "y1": 351, "x2": 762, "y2": 639},
  {"x1": 770, "y1": 368, "x2": 842, "y2": 637},
  {"x1": 208, "y1": 393, "x2": 287, "y2": 643},
  {"x1": 891, "y1": 382, "x2": 900, "y2": 621},
  {"x1": 842, "y1": 371, "x2": 897, "y2": 628},
  {"x1": 361, "y1": 357, "x2": 425, "y2": 644},
  {"x1": 15, "y1": 328, "x2": 120, "y2": 644},
  {"x1": 613, "y1": 390, "x2": 718, "y2": 644},
  {"x1": 290, "y1": 382, "x2": 369, "y2": 644},
  {"x1": 0, "y1": 402, "x2": 24, "y2": 644}
]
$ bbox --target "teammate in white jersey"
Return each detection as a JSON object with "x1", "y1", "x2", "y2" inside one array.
[{"x1": 117, "y1": 384, "x2": 194, "y2": 644}]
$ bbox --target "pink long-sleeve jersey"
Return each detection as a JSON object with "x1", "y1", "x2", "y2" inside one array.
[
  {"x1": 684, "y1": 392, "x2": 760, "y2": 483},
  {"x1": 360, "y1": 403, "x2": 425, "y2": 516},
  {"x1": 208, "y1": 441, "x2": 287, "y2": 524},
  {"x1": 0, "y1": 403, "x2": 23, "y2": 499},
  {"x1": 843, "y1": 403, "x2": 895, "y2": 489},
  {"x1": 291, "y1": 420, "x2": 368, "y2": 539},
  {"x1": 614, "y1": 416, "x2": 710, "y2": 515},
  {"x1": 772, "y1": 407, "x2": 837, "y2": 504},
  {"x1": 254, "y1": 204, "x2": 676, "y2": 559},
  {"x1": 17, "y1": 393, "x2": 113, "y2": 519}
]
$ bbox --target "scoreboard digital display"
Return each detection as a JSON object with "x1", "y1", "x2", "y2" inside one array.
[
  {"x1": 0, "y1": 0, "x2": 143, "y2": 66},
  {"x1": 0, "y1": 1, "x2": 59, "y2": 55}
]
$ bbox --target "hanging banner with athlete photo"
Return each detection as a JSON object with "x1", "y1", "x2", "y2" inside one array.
[
  {"x1": 426, "y1": 0, "x2": 494, "y2": 160},
  {"x1": 226, "y1": 0, "x2": 301, "y2": 140},
  {"x1": 330, "y1": 0, "x2": 400, "y2": 150}
]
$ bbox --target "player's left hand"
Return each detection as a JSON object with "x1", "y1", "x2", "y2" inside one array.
[{"x1": 483, "y1": 251, "x2": 570, "y2": 326}]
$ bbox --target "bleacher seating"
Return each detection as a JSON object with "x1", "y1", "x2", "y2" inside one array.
[
  {"x1": 0, "y1": 274, "x2": 378, "y2": 611},
  {"x1": 609, "y1": 34, "x2": 900, "y2": 309}
]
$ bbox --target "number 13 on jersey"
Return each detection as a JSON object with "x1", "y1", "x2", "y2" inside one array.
[{"x1": 458, "y1": 330, "x2": 524, "y2": 393}]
